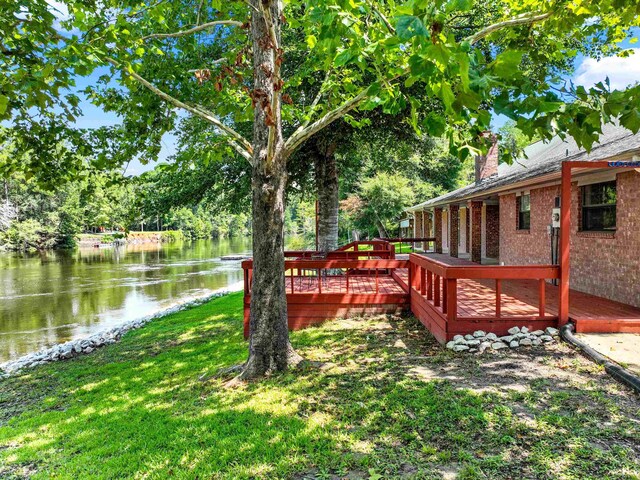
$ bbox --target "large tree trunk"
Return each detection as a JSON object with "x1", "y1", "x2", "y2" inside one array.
[
  {"x1": 241, "y1": 0, "x2": 302, "y2": 380},
  {"x1": 315, "y1": 141, "x2": 339, "y2": 253}
]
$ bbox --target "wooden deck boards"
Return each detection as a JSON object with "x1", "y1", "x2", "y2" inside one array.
[
  {"x1": 243, "y1": 253, "x2": 640, "y2": 338},
  {"x1": 413, "y1": 254, "x2": 640, "y2": 326},
  {"x1": 285, "y1": 274, "x2": 407, "y2": 295}
]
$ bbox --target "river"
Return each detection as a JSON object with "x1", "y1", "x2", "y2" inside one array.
[{"x1": 0, "y1": 238, "x2": 252, "y2": 363}]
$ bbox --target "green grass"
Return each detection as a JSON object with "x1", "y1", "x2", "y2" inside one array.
[
  {"x1": 1, "y1": 293, "x2": 639, "y2": 479},
  {"x1": 391, "y1": 242, "x2": 419, "y2": 254}
]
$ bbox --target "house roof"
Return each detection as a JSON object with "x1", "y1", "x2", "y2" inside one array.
[{"x1": 408, "y1": 123, "x2": 640, "y2": 211}]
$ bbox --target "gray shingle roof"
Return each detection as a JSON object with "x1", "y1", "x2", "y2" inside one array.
[{"x1": 409, "y1": 123, "x2": 640, "y2": 211}]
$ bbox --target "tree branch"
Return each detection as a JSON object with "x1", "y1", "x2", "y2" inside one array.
[
  {"x1": 284, "y1": 88, "x2": 370, "y2": 155},
  {"x1": 466, "y1": 11, "x2": 552, "y2": 45},
  {"x1": 369, "y1": 3, "x2": 395, "y2": 34},
  {"x1": 260, "y1": 3, "x2": 279, "y2": 51},
  {"x1": 260, "y1": 1, "x2": 280, "y2": 161},
  {"x1": 284, "y1": 68, "x2": 410, "y2": 155},
  {"x1": 285, "y1": 69, "x2": 409, "y2": 155},
  {"x1": 105, "y1": 58, "x2": 252, "y2": 161},
  {"x1": 296, "y1": 69, "x2": 332, "y2": 132},
  {"x1": 142, "y1": 20, "x2": 244, "y2": 41}
]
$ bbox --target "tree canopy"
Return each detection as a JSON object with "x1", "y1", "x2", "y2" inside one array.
[{"x1": 3, "y1": 0, "x2": 639, "y2": 175}]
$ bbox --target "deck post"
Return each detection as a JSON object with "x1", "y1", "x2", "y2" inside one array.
[
  {"x1": 495, "y1": 279, "x2": 501, "y2": 317},
  {"x1": 559, "y1": 162, "x2": 571, "y2": 325},
  {"x1": 434, "y1": 274, "x2": 440, "y2": 306},
  {"x1": 442, "y1": 276, "x2": 448, "y2": 313},
  {"x1": 420, "y1": 267, "x2": 426, "y2": 295},
  {"x1": 408, "y1": 259, "x2": 415, "y2": 290},
  {"x1": 426, "y1": 270, "x2": 433, "y2": 300},
  {"x1": 446, "y1": 279, "x2": 457, "y2": 322},
  {"x1": 538, "y1": 278, "x2": 546, "y2": 317}
]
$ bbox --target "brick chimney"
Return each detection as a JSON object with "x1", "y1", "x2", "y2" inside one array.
[{"x1": 475, "y1": 132, "x2": 498, "y2": 184}]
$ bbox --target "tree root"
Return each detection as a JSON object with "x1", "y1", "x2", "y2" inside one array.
[
  {"x1": 199, "y1": 363, "x2": 245, "y2": 383},
  {"x1": 230, "y1": 347, "x2": 309, "y2": 384}
]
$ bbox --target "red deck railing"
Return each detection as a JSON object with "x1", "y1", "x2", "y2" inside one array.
[
  {"x1": 242, "y1": 240, "x2": 562, "y2": 342},
  {"x1": 242, "y1": 258, "x2": 410, "y2": 297},
  {"x1": 375, "y1": 237, "x2": 436, "y2": 252},
  {"x1": 336, "y1": 240, "x2": 396, "y2": 254},
  {"x1": 241, "y1": 251, "x2": 410, "y2": 337},
  {"x1": 408, "y1": 253, "x2": 560, "y2": 342}
]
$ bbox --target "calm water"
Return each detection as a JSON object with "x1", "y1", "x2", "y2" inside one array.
[{"x1": 0, "y1": 238, "x2": 252, "y2": 362}]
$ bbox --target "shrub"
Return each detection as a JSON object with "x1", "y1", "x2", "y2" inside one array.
[{"x1": 0, "y1": 219, "x2": 57, "y2": 251}]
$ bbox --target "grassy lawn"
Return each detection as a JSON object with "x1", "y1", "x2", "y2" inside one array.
[
  {"x1": 1, "y1": 293, "x2": 638, "y2": 479},
  {"x1": 391, "y1": 242, "x2": 420, "y2": 254}
]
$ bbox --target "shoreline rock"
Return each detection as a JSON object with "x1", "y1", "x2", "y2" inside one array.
[
  {"x1": 446, "y1": 325, "x2": 560, "y2": 354},
  {"x1": 0, "y1": 284, "x2": 243, "y2": 378}
]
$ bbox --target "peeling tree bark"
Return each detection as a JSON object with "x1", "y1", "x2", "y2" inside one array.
[{"x1": 241, "y1": 0, "x2": 302, "y2": 380}]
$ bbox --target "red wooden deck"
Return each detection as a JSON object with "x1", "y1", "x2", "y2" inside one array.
[
  {"x1": 242, "y1": 245, "x2": 640, "y2": 341},
  {"x1": 242, "y1": 255, "x2": 411, "y2": 337},
  {"x1": 401, "y1": 254, "x2": 640, "y2": 337}
]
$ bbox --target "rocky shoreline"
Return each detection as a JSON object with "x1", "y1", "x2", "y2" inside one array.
[{"x1": 0, "y1": 284, "x2": 242, "y2": 378}]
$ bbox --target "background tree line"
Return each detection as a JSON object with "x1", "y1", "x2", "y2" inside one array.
[{"x1": 0, "y1": 145, "x2": 251, "y2": 251}]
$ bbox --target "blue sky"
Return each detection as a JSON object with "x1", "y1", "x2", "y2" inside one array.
[{"x1": 70, "y1": 68, "x2": 178, "y2": 175}]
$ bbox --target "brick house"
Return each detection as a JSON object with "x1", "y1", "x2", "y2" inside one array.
[{"x1": 409, "y1": 124, "x2": 640, "y2": 309}]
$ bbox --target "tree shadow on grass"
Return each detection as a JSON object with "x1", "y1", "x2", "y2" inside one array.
[
  {"x1": 0, "y1": 297, "x2": 639, "y2": 479},
  {"x1": 283, "y1": 314, "x2": 640, "y2": 479}
]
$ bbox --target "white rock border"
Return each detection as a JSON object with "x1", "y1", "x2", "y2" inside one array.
[
  {"x1": 0, "y1": 283, "x2": 243, "y2": 378},
  {"x1": 446, "y1": 326, "x2": 559, "y2": 354}
]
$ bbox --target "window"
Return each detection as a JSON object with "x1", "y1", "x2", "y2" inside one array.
[
  {"x1": 581, "y1": 181, "x2": 616, "y2": 231},
  {"x1": 517, "y1": 194, "x2": 530, "y2": 230}
]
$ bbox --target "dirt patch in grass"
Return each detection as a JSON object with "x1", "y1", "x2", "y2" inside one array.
[{"x1": 292, "y1": 313, "x2": 640, "y2": 479}]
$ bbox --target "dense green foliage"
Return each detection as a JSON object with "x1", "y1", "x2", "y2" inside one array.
[
  {"x1": 1, "y1": 293, "x2": 638, "y2": 478},
  {"x1": 2, "y1": 0, "x2": 639, "y2": 182},
  {"x1": 0, "y1": 166, "x2": 250, "y2": 251},
  {"x1": 1, "y1": 173, "x2": 97, "y2": 250}
]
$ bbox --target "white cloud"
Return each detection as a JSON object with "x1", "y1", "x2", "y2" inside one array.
[
  {"x1": 573, "y1": 49, "x2": 640, "y2": 90},
  {"x1": 46, "y1": 0, "x2": 70, "y2": 21},
  {"x1": 46, "y1": 0, "x2": 81, "y2": 35}
]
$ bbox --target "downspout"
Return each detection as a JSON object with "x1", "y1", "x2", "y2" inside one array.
[{"x1": 561, "y1": 323, "x2": 640, "y2": 394}]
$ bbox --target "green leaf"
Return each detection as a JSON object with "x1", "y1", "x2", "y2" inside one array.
[
  {"x1": 334, "y1": 49, "x2": 353, "y2": 66},
  {"x1": 0, "y1": 95, "x2": 9, "y2": 116},
  {"x1": 395, "y1": 16, "x2": 428, "y2": 41},
  {"x1": 537, "y1": 101, "x2": 563, "y2": 113},
  {"x1": 492, "y1": 50, "x2": 523, "y2": 78},
  {"x1": 306, "y1": 35, "x2": 317, "y2": 49},
  {"x1": 620, "y1": 109, "x2": 640, "y2": 134},
  {"x1": 445, "y1": 0, "x2": 472, "y2": 12},
  {"x1": 440, "y1": 83, "x2": 455, "y2": 112}
]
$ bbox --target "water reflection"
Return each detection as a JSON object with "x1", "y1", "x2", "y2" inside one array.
[{"x1": 0, "y1": 238, "x2": 251, "y2": 362}]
